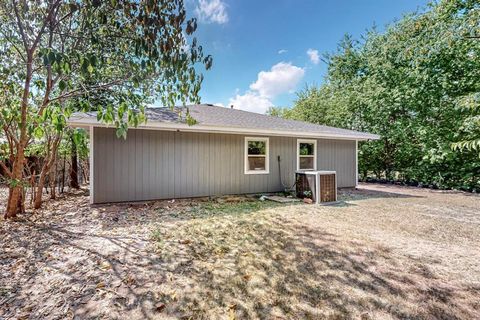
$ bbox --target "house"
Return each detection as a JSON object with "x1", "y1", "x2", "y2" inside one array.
[{"x1": 68, "y1": 104, "x2": 379, "y2": 204}]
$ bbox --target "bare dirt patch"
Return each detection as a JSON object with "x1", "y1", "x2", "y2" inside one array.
[{"x1": 1, "y1": 184, "x2": 479, "y2": 319}]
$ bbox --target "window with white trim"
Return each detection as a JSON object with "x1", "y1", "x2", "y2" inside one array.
[
  {"x1": 245, "y1": 137, "x2": 269, "y2": 174},
  {"x1": 297, "y1": 139, "x2": 317, "y2": 171}
]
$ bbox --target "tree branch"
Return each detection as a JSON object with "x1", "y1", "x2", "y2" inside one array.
[
  {"x1": 38, "y1": 4, "x2": 57, "y2": 117},
  {"x1": 0, "y1": 29, "x2": 27, "y2": 62},
  {"x1": 49, "y1": 78, "x2": 128, "y2": 102},
  {"x1": 11, "y1": 0, "x2": 29, "y2": 50},
  {"x1": 30, "y1": 0, "x2": 62, "y2": 52},
  {"x1": 0, "y1": 159, "x2": 12, "y2": 178}
]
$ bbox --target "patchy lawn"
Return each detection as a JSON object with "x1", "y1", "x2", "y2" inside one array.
[{"x1": 1, "y1": 184, "x2": 479, "y2": 319}]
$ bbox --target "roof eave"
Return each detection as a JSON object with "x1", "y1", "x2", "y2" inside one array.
[{"x1": 68, "y1": 118, "x2": 379, "y2": 141}]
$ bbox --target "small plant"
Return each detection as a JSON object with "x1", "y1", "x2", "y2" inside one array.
[{"x1": 303, "y1": 190, "x2": 312, "y2": 199}]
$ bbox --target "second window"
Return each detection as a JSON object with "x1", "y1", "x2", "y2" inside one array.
[{"x1": 297, "y1": 139, "x2": 317, "y2": 171}]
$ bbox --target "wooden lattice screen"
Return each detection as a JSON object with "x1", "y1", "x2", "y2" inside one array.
[{"x1": 320, "y1": 174, "x2": 336, "y2": 202}]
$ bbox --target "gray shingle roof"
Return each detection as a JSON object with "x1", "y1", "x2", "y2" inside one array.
[{"x1": 70, "y1": 104, "x2": 379, "y2": 140}]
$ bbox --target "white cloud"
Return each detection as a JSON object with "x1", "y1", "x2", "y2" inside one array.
[
  {"x1": 195, "y1": 0, "x2": 228, "y2": 24},
  {"x1": 227, "y1": 62, "x2": 305, "y2": 114},
  {"x1": 249, "y1": 62, "x2": 305, "y2": 98},
  {"x1": 307, "y1": 48, "x2": 320, "y2": 64},
  {"x1": 278, "y1": 49, "x2": 287, "y2": 54},
  {"x1": 229, "y1": 92, "x2": 273, "y2": 114}
]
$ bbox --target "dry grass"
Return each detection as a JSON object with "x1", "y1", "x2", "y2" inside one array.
[
  {"x1": 150, "y1": 189, "x2": 480, "y2": 319},
  {"x1": 1, "y1": 184, "x2": 479, "y2": 319}
]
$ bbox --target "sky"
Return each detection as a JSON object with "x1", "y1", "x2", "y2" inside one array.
[{"x1": 175, "y1": 0, "x2": 430, "y2": 114}]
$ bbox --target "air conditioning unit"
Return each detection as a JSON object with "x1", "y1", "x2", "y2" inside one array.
[{"x1": 295, "y1": 171, "x2": 337, "y2": 204}]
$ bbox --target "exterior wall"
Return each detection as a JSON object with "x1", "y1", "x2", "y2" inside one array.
[{"x1": 92, "y1": 127, "x2": 357, "y2": 203}]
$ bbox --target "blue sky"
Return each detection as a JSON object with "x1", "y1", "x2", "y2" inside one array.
[{"x1": 182, "y1": 0, "x2": 430, "y2": 113}]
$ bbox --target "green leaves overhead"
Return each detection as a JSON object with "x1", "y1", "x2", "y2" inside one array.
[
  {"x1": 1, "y1": 0, "x2": 211, "y2": 142},
  {"x1": 0, "y1": 0, "x2": 212, "y2": 213},
  {"x1": 58, "y1": 79, "x2": 67, "y2": 91},
  {"x1": 33, "y1": 127, "x2": 45, "y2": 139}
]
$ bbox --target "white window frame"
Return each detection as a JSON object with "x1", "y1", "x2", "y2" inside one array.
[
  {"x1": 297, "y1": 139, "x2": 317, "y2": 171},
  {"x1": 244, "y1": 137, "x2": 269, "y2": 175}
]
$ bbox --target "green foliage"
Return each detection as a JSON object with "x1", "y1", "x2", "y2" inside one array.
[
  {"x1": 71, "y1": 129, "x2": 89, "y2": 159},
  {"x1": 0, "y1": 1, "x2": 212, "y2": 213},
  {"x1": 299, "y1": 142, "x2": 314, "y2": 156},
  {"x1": 0, "y1": 0, "x2": 211, "y2": 141},
  {"x1": 23, "y1": 128, "x2": 88, "y2": 174},
  {"x1": 185, "y1": 107, "x2": 198, "y2": 126},
  {"x1": 452, "y1": 93, "x2": 480, "y2": 152},
  {"x1": 247, "y1": 141, "x2": 266, "y2": 155},
  {"x1": 266, "y1": 106, "x2": 294, "y2": 118},
  {"x1": 0, "y1": 134, "x2": 6, "y2": 161},
  {"x1": 56, "y1": 128, "x2": 89, "y2": 159},
  {"x1": 284, "y1": 0, "x2": 480, "y2": 191}
]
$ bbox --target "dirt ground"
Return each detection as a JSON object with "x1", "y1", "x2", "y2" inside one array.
[{"x1": 0, "y1": 184, "x2": 479, "y2": 319}]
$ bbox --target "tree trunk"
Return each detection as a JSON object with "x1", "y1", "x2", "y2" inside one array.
[
  {"x1": 83, "y1": 160, "x2": 89, "y2": 184},
  {"x1": 69, "y1": 135, "x2": 79, "y2": 189},
  {"x1": 5, "y1": 150, "x2": 26, "y2": 218},
  {"x1": 61, "y1": 156, "x2": 66, "y2": 193},
  {"x1": 34, "y1": 169, "x2": 48, "y2": 209},
  {"x1": 50, "y1": 161, "x2": 57, "y2": 200},
  {"x1": 6, "y1": 186, "x2": 23, "y2": 218},
  {"x1": 5, "y1": 50, "x2": 33, "y2": 218},
  {"x1": 362, "y1": 169, "x2": 368, "y2": 181},
  {"x1": 81, "y1": 162, "x2": 88, "y2": 184},
  {"x1": 29, "y1": 168, "x2": 36, "y2": 205}
]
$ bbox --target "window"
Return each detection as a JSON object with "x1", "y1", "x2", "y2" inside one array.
[
  {"x1": 297, "y1": 139, "x2": 317, "y2": 171},
  {"x1": 245, "y1": 137, "x2": 269, "y2": 174}
]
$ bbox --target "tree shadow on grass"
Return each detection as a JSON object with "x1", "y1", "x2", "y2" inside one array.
[
  {"x1": 151, "y1": 212, "x2": 478, "y2": 319},
  {"x1": 1, "y1": 194, "x2": 478, "y2": 319},
  {"x1": 339, "y1": 187, "x2": 425, "y2": 202}
]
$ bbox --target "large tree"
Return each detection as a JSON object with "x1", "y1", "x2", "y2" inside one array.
[
  {"x1": 0, "y1": 0, "x2": 211, "y2": 218},
  {"x1": 276, "y1": 0, "x2": 480, "y2": 190}
]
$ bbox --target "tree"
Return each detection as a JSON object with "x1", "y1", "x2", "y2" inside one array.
[
  {"x1": 283, "y1": 0, "x2": 480, "y2": 190},
  {"x1": 0, "y1": 0, "x2": 211, "y2": 218},
  {"x1": 451, "y1": 7, "x2": 480, "y2": 154},
  {"x1": 69, "y1": 130, "x2": 79, "y2": 189},
  {"x1": 452, "y1": 93, "x2": 480, "y2": 154},
  {"x1": 266, "y1": 106, "x2": 293, "y2": 118}
]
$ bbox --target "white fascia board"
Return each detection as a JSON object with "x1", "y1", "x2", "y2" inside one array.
[
  {"x1": 355, "y1": 140, "x2": 359, "y2": 187},
  {"x1": 67, "y1": 118, "x2": 380, "y2": 141},
  {"x1": 89, "y1": 126, "x2": 94, "y2": 204}
]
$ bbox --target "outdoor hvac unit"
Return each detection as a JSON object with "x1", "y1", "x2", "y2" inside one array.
[{"x1": 295, "y1": 171, "x2": 337, "y2": 204}]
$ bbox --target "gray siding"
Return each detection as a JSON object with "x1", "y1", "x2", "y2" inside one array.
[
  {"x1": 317, "y1": 139, "x2": 357, "y2": 188},
  {"x1": 93, "y1": 128, "x2": 357, "y2": 203}
]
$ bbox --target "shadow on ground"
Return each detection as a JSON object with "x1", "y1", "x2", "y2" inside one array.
[
  {"x1": 148, "y1": 206, "x2": 478, "y2": 319},
  {"x1": 1, "y1": 188, "x2": 478, "y2": 319},
  {"x1": 340, "y1": 186, "x2": 425, "y2": 202}
]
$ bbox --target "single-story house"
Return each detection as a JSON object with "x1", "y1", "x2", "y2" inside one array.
[{"x1": 68, "y1": 104, "x2": 379, "y2": 204}]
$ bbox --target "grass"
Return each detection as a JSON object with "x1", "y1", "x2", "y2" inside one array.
[
  {"x1": 149, "y1": 186, "x2": 480, "y2": 319},
  {"x1": 152, "y1": 205, "x2": 305, "y2": 318},
  {"x1": 156, "y1": 199, "x2": 288, "y2": 219},
  {"x1": 152, "y1": 200, "x2": 292, "y2": 264},
  {"x1": 1, "y1": 184, "x2": 479, "y2": 319}
]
